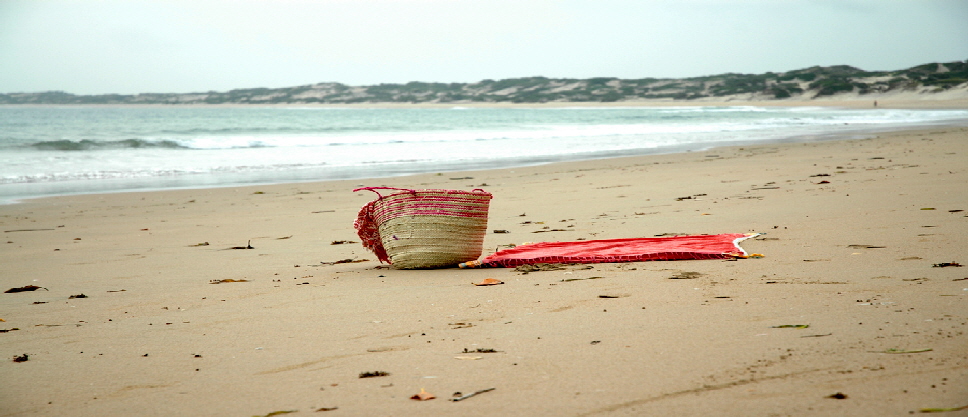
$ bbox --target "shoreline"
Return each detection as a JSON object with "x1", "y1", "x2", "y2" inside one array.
[
  {"x1": 2, "y1": 120, "x2": 967, "y2": 416},
  {"x1": 4, "y1": 105, "x2": 968, "y2": 206}
]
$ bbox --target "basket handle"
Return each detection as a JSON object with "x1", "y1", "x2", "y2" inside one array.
[
  {"x1": 353, "y1": 187, "x2": 490, "y2": 199},
  {"x1": 353, "y1": 187, "x2": 417, "y2": 199}
]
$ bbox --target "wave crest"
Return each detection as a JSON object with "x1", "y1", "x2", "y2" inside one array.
[{"x1": 31, "y1": 139, "x2": 189, "y2": 151}]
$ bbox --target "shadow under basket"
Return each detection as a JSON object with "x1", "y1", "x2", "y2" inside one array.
[{"x1": 354, "y1": 187, "x2": 492, "y2": 269}]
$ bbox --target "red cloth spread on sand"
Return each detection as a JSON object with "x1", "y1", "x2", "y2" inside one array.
[{"x1": 462, "y1": 233, "x2": 758, "y2": 268}]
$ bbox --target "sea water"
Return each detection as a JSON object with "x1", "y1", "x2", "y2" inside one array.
[{"x1": 2, "y1": 105, "x2": 967, "y2": 204}]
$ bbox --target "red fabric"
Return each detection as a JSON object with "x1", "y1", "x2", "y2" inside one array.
[
  {"x1": 474, "y1": 233, "x2": 756, "y2": 268},
  {"x1": 354, "y1": 200, "x2": 390, "y2": 263}
]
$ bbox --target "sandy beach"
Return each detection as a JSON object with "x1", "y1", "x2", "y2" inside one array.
[{"x1": 2, "y1": 110, "x2": 967, "y2": 416}]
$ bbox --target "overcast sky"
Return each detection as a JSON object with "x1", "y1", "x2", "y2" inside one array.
[{"x1": 1, "y1": 0, "x2": 966, "y2": 95}]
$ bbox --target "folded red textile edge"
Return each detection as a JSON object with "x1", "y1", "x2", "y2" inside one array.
[{"x1": 461, "y1": 233, "x2": 759, "y2": 268}]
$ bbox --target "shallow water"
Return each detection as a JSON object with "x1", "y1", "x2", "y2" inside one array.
[{"x1": 2, "y1": 105, "x2": 967, "y2": 203}]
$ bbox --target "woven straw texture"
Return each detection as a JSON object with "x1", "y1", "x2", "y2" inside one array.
[{"x1": 354, "y1": 188, "x2": 491, "y2": 269}]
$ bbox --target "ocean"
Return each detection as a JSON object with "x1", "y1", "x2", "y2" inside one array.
[{"x1": 2, "y1": 105, "x2": 967, "y2": 204}]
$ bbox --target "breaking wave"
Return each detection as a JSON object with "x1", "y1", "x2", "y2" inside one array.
[{"x1": 31, "y1": 139, "x2": 190, "y2": 151}]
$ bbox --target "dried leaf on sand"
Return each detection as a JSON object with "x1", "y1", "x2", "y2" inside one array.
[
  {"x1": 320, "y1": 259, "x2": 368, "y2": 265},
  {"x1": 514, "y1": 263, "x2": 567, "y2": 273},
  {"x1": 670, "y1": 272, "x2": 703, "y2": 279},
  {"x1": 870, "y1": 348, "x2": 932, "y2": 354},
  {"x1": 410, "y1": 388, "x2": 435, "y2": 401},
  {"x1": 4, "y1": 285, "x2": 45, "y2": 293},
  {"x1": 920, "y1": 404, "x2": 968, "y2": 413},
  {"x1": 252, "y1": 411, "x2": 297, "y2": 417}
]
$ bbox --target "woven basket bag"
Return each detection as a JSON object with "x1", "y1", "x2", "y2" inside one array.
[{"x1": 354, "y1": 187, "x2": 492, "y2": 269}]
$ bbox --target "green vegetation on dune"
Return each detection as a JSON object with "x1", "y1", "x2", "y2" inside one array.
[{"x1": 3, "y1": 61, "x2": 966, "y2": 105}]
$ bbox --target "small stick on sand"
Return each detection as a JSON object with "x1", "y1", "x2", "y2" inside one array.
[{"x1": 451, "y1": 387, "x2": 495, "y2": 402}]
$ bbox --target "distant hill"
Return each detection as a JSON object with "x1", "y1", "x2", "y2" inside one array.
[{"x1": 3, "y1": 61, "x2": 967, "y2": 105}]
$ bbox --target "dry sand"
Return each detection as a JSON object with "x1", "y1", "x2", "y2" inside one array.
[{"x1": 1, "y1": 121, "x2": 967, "y2": 416}]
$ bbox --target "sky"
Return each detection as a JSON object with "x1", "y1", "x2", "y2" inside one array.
[{"x1": 1, "y1": 0, "x2": 967, "y2": 95}]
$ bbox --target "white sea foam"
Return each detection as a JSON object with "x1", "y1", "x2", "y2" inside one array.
[{"x1": 1, "y1": 106, "x2": 967, "y2": 203}]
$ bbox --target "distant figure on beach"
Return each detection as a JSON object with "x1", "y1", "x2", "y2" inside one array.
[{"x1": 874, "y1": 100, "x2": 877, "y2": 107}]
